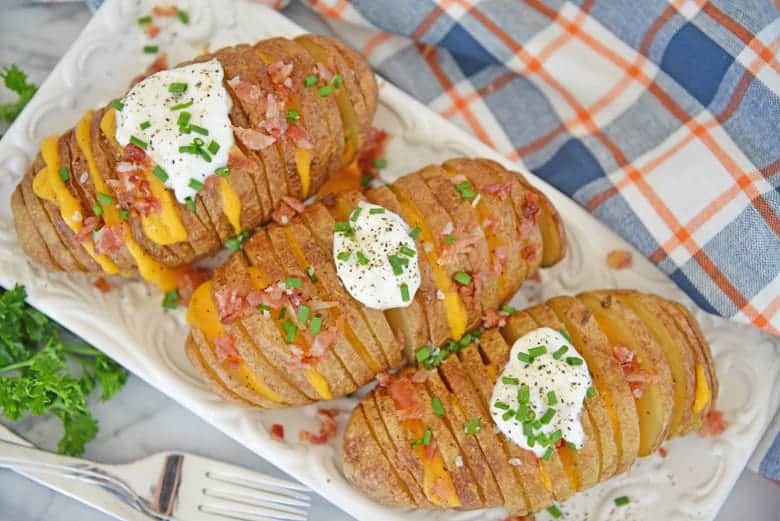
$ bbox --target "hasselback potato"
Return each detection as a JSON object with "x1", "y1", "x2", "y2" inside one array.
[
  {"x1": 184, "y1": 158, "x2": 566, "y2": 407},
  {"x1": 342, "y1": 290, "x2": 717, "y2": 512},
  {"x1": 11, "y1": 35, "x2": 377, "y2": 292}
]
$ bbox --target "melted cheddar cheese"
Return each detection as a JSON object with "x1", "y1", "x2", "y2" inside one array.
[
  {"x1": 692, "y1": 364, "x2": 711, "y2": 414},
  {"x1": 405, "y1": 420, "x2": 460, "y2": 507},
  {"x1": 218, "y1": 177, "x2": 242, "y2": 235},
  {"x1": 295, "y1": 148, "x2": 311, "y2": 197}
]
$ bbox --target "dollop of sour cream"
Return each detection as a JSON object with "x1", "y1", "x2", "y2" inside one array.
[
  {"x1": 490, "y1": 327, "x2": 592, "y2": 458},
  {"x1": 333, "y1": 201, "x2": 421, "y2": 310},
  {"x1": 115, "y1": 59, "x2": 233, "y2": 203}
]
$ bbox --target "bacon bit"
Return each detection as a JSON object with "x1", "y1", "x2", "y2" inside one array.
[
  {"x1": 267, "y1": 60, "x2": 294, "y2": 86},
  {"x1": 424, "y1": 438, "x2": 438, "y2": 461},
  {"x1": 613, "y1": 345, "x2": 658, "y2": 398},
  {"x1": 699, "y1": 409, "x2": 727, "y2": 438},
  {"x1": 503, "y1": 515, "x2": 536, "y2": 521},
  {"x1": 214, "y1": 285, "x2": 248, "y2": 324},
  {"x1": 93, "y1": 224, "x2": 125, "y2": 255},
  {"x1": 658, "y1": 446, "x2": 668, "y2": 458},
  {"x1": 376, "y1": 372, "x2": 392, "y2": 387},
  {"x1": 234, "y1": 126, "x2": 276, "y2": 150},
  {"x1": 229, "y1": 76, "x2": 266, "y2": 113},
  {"x1": 93, "y1": 277, "x2": 111, "y2": 293},
  {"x1": 521, "y1": 243, "x2": 539, "y2": 262},
  {"x1": 457, "y1": 273, "x2": 483, "y2": 313},
  {"x1": 493, "y1": 245, "x2": 508, "y2": 275},
  {"x1": 299, "y1": 408, "x2": 338, "y2": 445},
  {"x1": 314, "y1": 62, "x2": 333, "y2": 83},
  {"x1": 286, "y1": 124, "x2": 313, "y2": 149},
  {"x1": 388, "y1": 377, "x2": 424, "y2": 420},
  {"x1": 517, "y1": 218, "x2": 534, "y2": 240},
  {"x1": 527, "y1": 270, "x2": 542, "y2": 283},
  {"x1": 482, "y1": 181, "x2": 512, "y2": 200},
  {"x1": 606, "y1": 249, "x2": 633, "y2": 270},
  {"x1": 146, "y1": 24, "x2": 161, "y2": 38},
  {"x1": 214, "y1": 335, "x2": 242, "y2": 366},
  {"x1": 440, "y1": 228, "x2": 482, "y2": 266},
  {"x1": 75, "y1": 216, "x2": 102, "y2": 243},
  {"x1": 261, "y1": 93, "x2": 287, "y2": 139},
  {"x1": 270, "y1": 423, "x2": 285, "y2": 442},
  {"x1": 131, "y1": 53, "x2": 168, "y2": 85},
  {"x1": 357, "y1": 127, "x2": 389, "y2": 176},
  {"x1": 124, "y1": 143, "x2": 147, "y2": 163},
  {"x1": 522, "y1": 192, "x2": 541, "y2": 223},
  {"x1": 152, "y1": 5, "x2": 179, "y2": 16},
  {"x1": 410, "y1": 368, "x2": 429, "y2": 383},
  {"x1": 482, "y1": 308, "x2": 508, "y2": 329},
  {"x1": 271, "y1": 198, "x2": 300, "y2": 225},
  {"x1": 108, "y1": 169, "x2": 160, "y2": 217},
  {"x1": 281, "y1": 196, "x2": 305, "y2": 213},
  {"x1": 449, "y1": 174, "x2": 468, "y2": 185},
  {"x1": 481, "y1": 218, "x2": 496, "y2": 233},
  {"x1": 227, "y1": 146, "x2": 254, "y2": 170},
  {"x1": 310, "y1": 324, "x2": 338, "y2": 358},
  {"x1": 176, "y1": 266, "x2": 211, "y2": 304}
]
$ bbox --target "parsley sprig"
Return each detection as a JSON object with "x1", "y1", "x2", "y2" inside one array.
[
  {"x1": 0, "y1": 285, "x2": 128, "y2": 455},
  {"x1": 0, "y1": 65, "x2": 37, "y2": 129}
]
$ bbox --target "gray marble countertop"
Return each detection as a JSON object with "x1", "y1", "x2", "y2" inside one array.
[{"x1": 0, "y1": 2, "x2": 778, "y2": 521}]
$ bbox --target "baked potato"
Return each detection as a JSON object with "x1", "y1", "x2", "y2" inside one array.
[
  {"x1": 11, "y1": 35, "x2": 377, "y2": 292},
  {"x1": 342, "y1": 290, "x2": 717, "y2": 513},
  {"x1": 185, "y1": 158, "x2": 566, "y2": 408}
]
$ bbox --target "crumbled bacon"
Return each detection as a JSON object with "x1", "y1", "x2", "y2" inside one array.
[
  {"x1": 357, "y1": 127, "x2": 389, "y2": 175},
  {"x1": 75, "y1": 216, "x2": 102, "y2": 243},
  {"x1": 388, "y1": 377, "x2": 424, "y2": 420},
  {"x1": 493, "y1": 245, "x2": 508, "y2": 275},
  {"x1": 527, "y1": 270, "x2": 542, "y2": 283},
  {"x1": 424, "y1": 438, "x2": 438, "y2": 461},
  {"x1": 482, "y1": 308, "x2": 508, "y2": 329},
  {"x1": 93, "y1": 224, "x2": 125, "y2": 255},
  {"x1": 227, "y1": 146, "x2": 254, "y2": 170},
  {"x1": 699, "y1": 409, "x2": 727, "y2": 438},
  {"x1": 521, "y1": 243, "x2": 539, "y2": 262},
  {"x1": 522, "y1": 192, "x2": 541, "y2": 223},
  {"x1": 299, "y1": 408, "x2": 338, "y2": 445},
  {"x1": 234, "y1": 126, "x2": 276, "y2": 150},
  {"x1": 658, "y1": 447, "x2": 668, "y2": 458},
  {"x1": 457, "y1": 272, "x2": 483, "y2": 312},
  {"x1": 517, "y1": 218, "x2": 534, "y2": 240},
  {"x1": 271, "y1": 197, "x2": 301, "y2": 225},
  {"x1": 124, "y1": 143, "x2": 147, "y2": 163},
  {"x1": 613, "y1": 344, "x2": 658, "y2": 398},
  {"x1": 482, "y1": 181, "x2": 512, "y2": 200},
  {"x1": 606, "y1": 249, "x2": 633, "y2": 270},
  {"x1": 267, "y1": 60, "x2": 293, "y2": 87},
  {"x1": 376, "y1": 372, "x2": 392, "y2": 387},
  {"x1": 152, "y1": 5, "x2": 178, "y2": 16},
  {"x1": 410, "y1": 368, "x2": 429, "y2": 383},
  {"x1": 440, "y1": 228, "x2": 482, "y2": 267},
  {"x1": 176, "y1": 266, "x2": 211, "y2": 304},
  {"x1": 503, "y1": 515, "x2": 536, "y2": 521},
  {"x1": 281, "y1": 196, "x2": 305, "y2": 214},
  {"x1": 214, "y1": 285, "x2": 248, "y2": 324},
  {"x1": 314, "y1": 62, "x2": 333, "y2": 83},
  {"x1": 229, "y1": 76, "x2": 266, "y2": 114},
  {"x1": 107, "y1": 169, "x2": 160, "y2": 217},
  {"x1": 270, "y1": 423, "x2": 285, "y2": 442},
  {"x1": 146, "y1": 24, "x2": 161, "y2": 38},
  {"x1": 214, "y1": 335, "x2": 242, "y2": 366},
  {"x1": 131, "y1": 53, "x2": 169, "y2": 85},
  {"x1": 286, "y1": 124, "x2": 313, "y2": 149},
  {"x1": 93, "y1": 277, "x2": 111, "y2": 293},
  {"x1": 310, "y1": 320, "x2": 339, "y2": 358},
  {"x1": 262, "y1": 93, "x2": 287, "y2": 138}
]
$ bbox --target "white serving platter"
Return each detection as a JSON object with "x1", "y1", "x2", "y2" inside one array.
[{"x1": 0, "y1": 1, "x2": 778, "y2": 520}]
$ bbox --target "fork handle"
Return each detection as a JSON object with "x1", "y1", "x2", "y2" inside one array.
[{"x1": 0, "y1": 438, "x2": 101, "y2": 474}]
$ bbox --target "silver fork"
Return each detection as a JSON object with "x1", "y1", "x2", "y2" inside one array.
[{"x1": 0, "y1": 426, "x2": 310, "y2": 521}]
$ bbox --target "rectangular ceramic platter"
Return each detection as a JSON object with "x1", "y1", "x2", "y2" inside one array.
[{"x1": 0, "y1": 1, "x2": 778, "y2": 520}]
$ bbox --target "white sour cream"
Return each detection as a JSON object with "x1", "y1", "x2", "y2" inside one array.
[
  {"x1": 490, "y1": 327, "x2": 592, "y2": 458},
  {"x1": 333, "y1": 201, "x2": 421, "y2": 310},
  {"x1": 115, "y1": 59, "x2": 233, "y2": 203}
]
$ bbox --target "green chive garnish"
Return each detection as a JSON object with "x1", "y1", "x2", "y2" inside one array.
[
  {"x1": 550, "y1": 429, "x2": 563, "y2": 443},
  {"x1": 310, "y1": 316, "x2": 322, "y2": 334},
  {"x1": 463, "y1": 417, "x2": 481, "y2": 435},
  {"x1": 140, "y1": 120, "x2": 151, "y2": 130},
  {"x1": 566, "y1": 356, "x2": 584, "y2": 366},
  {"x1": 503, "y1": 409, "x2": 515, "y2": 421},
  {"x1": 190, "y1": 124, "x2": 208, "y2": 136},
  {"x1": 409, "y1": 227, "x2": 422, "y2": 240},
  {"x1": 422, "y1": 428, "x2": 432, "y2": 445},
  {"x1": 277, "y1": 307, "x2": 286, "y2": 320},
  {"x1": 516, "y1": 402, "x2": 528, "y2": 421},
  {"x1": 305, "y1": 266, "x2": 317, "y2": 283},
  {"x1": 400, "y1": 283, "x2": 410, "y2": 302},
  {"x1": 614, "y1": 496, "x2": 630, "y2": 507},
  {"x1": 517, "y1": 352, "x2": 532, "y2": 364},
  {"x1": 282, "y1": 319, "x2": 298, "y2": 343},
  {"x1": 369, "y1": 207, "x2": 385, "y2": 214},
  {"x1": 215, "y1": 166, "x2": 230, "y2": 177},
  {"x1": 304, "y1": 75, "x2": 317, "y2": 87},
  {"x1": 97, "y1": 192, "x2": 113, "y2": 205},
  {"x1": 177, "y1": 111, "x2": 191, "y2": 127},
  {"x1": 553, "y1": 345, "x2": 568, "y2": 359},
  {"x1": 286, "y1": 109, "x2": 299, "y2": 123},
  {"x1": 188, "y1": 178, "x2": 204, "y2": 191},
  {"x1": 453, "y1": 271, "x2": 472, "y2": 285},
  {"x1": 162, "y1": 289, "x2": 179, "y2": 310},
  {"x1": 153, "y1": 165, "x2": 168, "y2": 182},
  {"x1": 529, "y1": 345, "x2": 547, "y2": 358},
  {"x1": 137, "y1": 15, "x2": 152, "y2": 25},
  {"x1": 388, "y1": 255, "x2": 405, "y2": 275},
  {"x1": 559, "y1": 329, "x2": 572, "y2": 342},
  {"x1": 455, "y1": 180, "x2": 477, "y2": 199},
  {"x1": 586, "y1": 386, "x2": 596, "y2": 398},
  {"x1": 257, "y1": 303, "x2": 271, "y2": 313},
  {"x1": 119, "y1": 209, "x2": 130, "y2": 221},
  {"x1": 501, "y1": 376, "x2": 519, "y2": 386},
  {"x1": 224, "y1": 237, "x2": 242, "y2": 251},
  {"x1": 400, "y1": 245, "x2": 416, "y2": 257},
  {"x1": 360, "y1": 174, "x2": 373, "y2": 188},
  {"x1": 130, "y1": 136, "x2": 147, "y2": 149},
  {"x1": 171, "y1": 99, "x2": 193, "y2": 111},
  {"x1": 337, "y1": 251, "x2": 351, "y2": 261},
  {"x1": 168, "y1": 82, "x2": 188, "y2": 93},
  {"x1": 445, "y1": 234, "x2": 456, "y2": 245},
  {"x1": 177, "y1": 10, "x2": 189, "y2": 23},
  {"x1": 547, "y1": 505, "x2": 562, "y2": 518},
  {"x1": 356, "y1": 251, "x2": 369, "y2": 265},
  {"x1": 185, "y1": 196, "x2": 196, "y2": 212},
  {"x1": 543, "y1": 446, "x2": 554, "y2": 461},
  {"x1": 567, "y1": 441, "x2": 577, "y2": 451},
  {"x1": 285, "y1": 276, "x2": 302, "y2": 289},
  {"x1": 415, "y1": 346, "x2": 431, "y2": 363},
  {"x1": 494, "y1": 401, "x2": 509, "y2": 410},
  {"x1": 332, "y1": 74, "x2": 343, "y2": 88},
  {"x1": 317, "y1": 84, "x2": 334, "y2": 97},
  {"x1": 111, "y1": 100, "x2": 124, "y2": 111},
  {"x1": 523, "y1": 422, "x2": 533, "y2": 437},
  {"x1": 350, "y1": 207, "x2": 362, "y2": 221},
  {"x1": 501, "y1": 304, "x2": 516, "y2": 314},
  {"x1": 372, "y1": 158, "x2": 388, "y2": 169},
  {"x1": 547, "y1": 391, "x2": 558, "y2": 406},
  {"x1": 58, "y1": 166, "x2": 70, "y2": 182},
  {"x1": 143, "y1": 45, "x2": 159, "y2": 54},
  {"x1": 92, "y1": 203, "x2": 103, "y2": 217},
  {"x1": 297, "y1": 304, "x2": 310, "y2": 323},
  {"x1": 518, "y1": 384, "x2": 530, "y2": 403},
  {"x1": 334, "y1": 221, "x2": 352, "y2": 234},
  {"x1": 540, "y1": 408, "x2": 556, "y2": 424}
]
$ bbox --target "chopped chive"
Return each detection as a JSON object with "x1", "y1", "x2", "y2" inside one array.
[
  {"x1": 177, "y1": 10, "x2": 189, "y2": 23},
  {"x1": 369, "y1": 207, "x2": 385, "y2": 214},
  {"x1": 463, "y1": 417, "x2": 481, "y2": 435},
  {"x1": 97, "y1": 192, "x2": 113, "y2": 205},
  {"x1": 501, "y1": 376, "x2": 519, "y2": 386},
  {"x1": 517, "y1": 352, "x2": 532, "y2": 364},
  {"x1": 567, "y1": 441, "x2": 578, "y2": 451},
  {"x1": 550, "y1": 429, "x2": 563, "y2": 443},
  {"x1": 334, "y1": 221, "x2": 352, "y2": 234},
  {"x1": 304, "y1": 74, "x2": 317, "y2": 87},
  {"x1": 553, "y1": 345, "x2": 568, "y2": 359},
  {"x1": 614, "y1": 496, "x2": 630, "y2": 507},
  {"x1": 190, "y1": 124, "x2": 209, "y2": 136},
  {"x1": 400, "y1": 245, "x2": 416, "y2": 257},
  {"x1": 184, "y1": 196, "x2": 196, "y2": 212},
  {"x1": 119, "y1": 209, "x2": 130, "y2": 221},
  {"x1": 547, "y1": 505, "x2": 562, "y2": 518},
  {"x1": 547, "y1": 391, "x2": 558, "y2": 406},
  {"x1": 153, "y1": 165, "x2": 168, "y2": 182},
  {"x1": 350, "y1": 207, "x2": 362, "y2": 222},
  {"x1": 503, "y1": 409, "x2": 515, "y2": 421},
  {"x1": 177, "y1": 111, "x2": 191, "y2": 127},
  {"x1": 432, "y1": 397, "x2": 445, "y2": 417},
  {"x1": 400, "y1": 283, "x2": 410, "y2": 302},
  {"x1": 143, "y1": 45, "x2": 159, "y2": 54},
  {"x1": 586, "y1": 386, "x2": 596, "y2": 398},
  {"x1": 331, "y1": 74, "x2": 343, "y2": 88},
  {"x1": 168, "y1": 82, "x2": 188, "y2": 93},
  {"x1": 282, "y1": 319, "x2": 298, "y2": 343},
  {"x1": 501, "y1": 304, "x2": 516, "y2": 314},
  {"x1": 540, "y1": 408, "x2": 556, "y2": 424},
  {"x1": 559, "y1": 329, "x2": 572, "y2": 342},
  {"x1": 188, "y1": 178, "x2": 204, "y2": 191},
  {"x1": 309, "y1": 315, "x2": 322, "y2": 334},
  {"x1": 372, "y1": 158, "x2": 388, "y2": 169},
  {"x1": 360, "y1": 174, "x2": 373, "y2": 188},
  {"x1": 356, "y1": 251, "x2": 369, "y2": 265},
  {"x1": 171, "y1": 99, "x2": 193, "y2": 111},
  {"x1": 285, "y1": 276, "x2": 302, "y2": 289},
  {"x1": 130, "y1": 136, "x2": 147, "y2": 149},
  {"x1": 224, "y1": 237, "x2": 241, "y2": 251},
  {"x1": 58, "y1": 166, "x2": 70, "y2": 182},
  {"x1": 522, "y1": 421, "x2": 533, "y2": 437},
  {"x1": 454, "y1": 180, "x2": 477, "y2": 199},
  {"x1": 304, "y1": 266, "x2": 317, "y2": 283},
  {"x1": 388, "y1": 255, "x2": 405, "y2": 275},
  {"x1": 566, "y1": 356, "x2": 584, "y2": 366},
  {"x1": 543, "y1": 446, "x2": 554, "y2": 461},
  {"x1": 137, "y1": 15, "x2": 152, "y2": 25},
  {"x1": 422, "y1": 428, "x2": 432, "y2": 445},
  {"x1": 494, "y1": 401, "x2": 509, "y2": 410},
  {"x1": 92, "y1": 203, "x2": 104, "y2": 217},
  {"x1": 297, "y1": 304, "x2": 310, "y2": 323},
  {"x1": 515, "y1": 402, "x2": 528, "y2": 421},
  {"x1": 410, "y1": 437, "x2": 423, "y2": 447},
  {"x1": 278, "y1": 307, "x2": 286, "y2": 319},
  {"x1": 257, "y1": 303, "x2": 271, "y2": 313},
  {"x1": 458, "y1": 333, "x2": 473, "y2": 347},
  {"x1": 409, "y1": 227, "x2": 422, "y2": 240},
  {"x1": 445, "y1": 234, "x2": 456, "y2": 245},
  {"x1": 517, "y1": 384, "x2": 530, "y2": 404},
  {"x1": 285, "y1": 109, "x2": 299, "y2": 123},
  {"x1": 337, "y1": 251, "x2": 351, "y2": 261},
  {"x1": 317, "y1": 84, "x2": 334, "y2": 97},
  {"x1": 529, "y1": 345, "x2": 547, "y2": 358},
  {"x1": 139, "y1": 120, "x2": 151, "y2": 130},
  {"x1": 197, "y1": 148, "x2": 212, "y2": 163},
  {"x1": 415, "y1": 346, "x2": 431, "y2": 363},
  {"x1": 110, "y1": 100, "x2": 124, "y2": 111},
  {"x1": 453, "y1": 271, "x2": 472, "y2": 285},
  {"x1": 162, "y1": 289, "x2": 179, "y2": 310},
  {"x1": 215, "y1": 166, "x2": 230, "y2": 177}
]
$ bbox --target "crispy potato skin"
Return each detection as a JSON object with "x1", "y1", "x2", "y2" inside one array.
[
  {"x1": 187, "y1": 159, "x2": 566, "y2": 409},
  {"x1": 342, "y1": 290, "x2": 717, "y2": 513},
  {"x1": 13, "y1": 36, "x2": 378, "y2": 277}
]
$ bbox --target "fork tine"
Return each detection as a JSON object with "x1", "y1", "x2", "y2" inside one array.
[
  {"x1": 203, "y1": 484, "x2": 310, "y2": 508},
  {"x1": 197, "y1": 458, "x2": 310, "y2": 493},
  {"x1": 206, "y1": 471, "x2": 310, "y2": 501},
  {"x1": 198, "y1": 498, "x2": 308, "y2": 521},
  {"x1": 203, "y1": 488, "x2": 309, "y2": 516}
]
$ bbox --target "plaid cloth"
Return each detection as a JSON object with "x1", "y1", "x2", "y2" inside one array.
[{"x1": 279, "y1": 0, "x2": 780, "y2": 482}]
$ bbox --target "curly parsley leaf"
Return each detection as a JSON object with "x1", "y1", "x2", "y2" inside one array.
[
  {"x1": 0, "y1": 65, "x2": 37, "y2": 126},
  {"x1": 0, "y1": 285, "x2": 128, "y2": 455}
]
